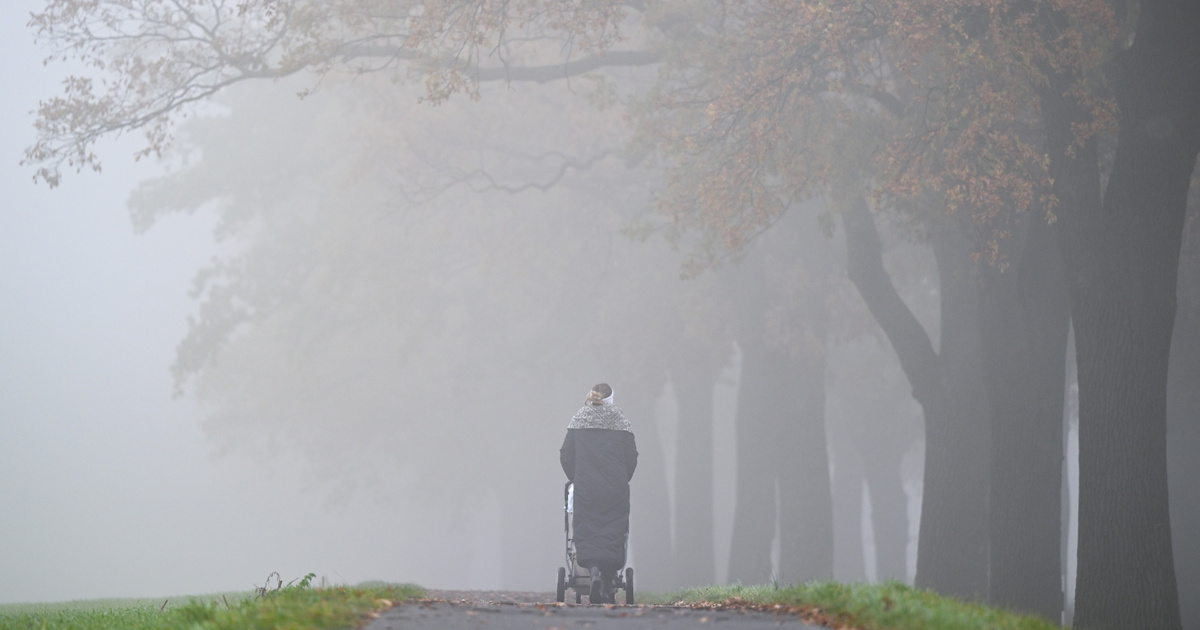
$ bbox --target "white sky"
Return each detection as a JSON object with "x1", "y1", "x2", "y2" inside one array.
[{"x1": 0, "y1": 1, "x2": 488, "y2": 604}]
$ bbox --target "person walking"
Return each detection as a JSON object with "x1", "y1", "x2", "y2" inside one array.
[{"x1": 560, "y1": 383, "x2": 638, "y2": 604}]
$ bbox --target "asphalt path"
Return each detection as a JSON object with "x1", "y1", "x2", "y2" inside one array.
[{"x1": 362, "y1": 592, "x2": 828, "y2": 630}]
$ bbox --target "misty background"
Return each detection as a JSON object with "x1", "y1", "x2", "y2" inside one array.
[
  {"x1": 0, "y1": 0, "x2": 496, "y2": 602},
  {"x1": 0, "y1": 2, "x2": 936, "y2": 603},
  {"x1": 12, "y1": 1, "x2": 1177, "y2": 623}
]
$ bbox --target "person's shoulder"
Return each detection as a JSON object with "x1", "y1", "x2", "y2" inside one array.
[{"x1": 610, "y1": 406, "x2": 634, "y2": 431}]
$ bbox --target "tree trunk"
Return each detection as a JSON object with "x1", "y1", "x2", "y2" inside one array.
[
  {"x1": 670, "y1": 343, "x2": 720, "y2": 587},
  {"x1": 828, "y1": 402, "x2": 868, "y2": 582},
  {"x1": 1168, "y1": 180, "x2": 1200, "y2": 630},
  {"x1": 1168, "y1": 278, "x2": 1200, "y2": 630},
  {"x1": 829, "y1": 337, "x2": 915, "y2": 584},
  {"x1": 835, "y1": 459, "x2": 868, "y2": 580},
  {"x1": 725, "y1": 237, "x2": 834, "y2": 586},
  {"x1": 1071, "y1": 271, "x2": 1181, "y2": 630},
  {"x1": 626, "y1": 380, "x2": 676, "y2": 592},
  {"x1": 1052, "y1": 2, "x2": 1200, "y2": 626},
  {"x1": 778, "y1": 304, "x2": 833, "y2": 585},
  {"x1": 1035, "y1": 31, "x2": 1104, "y2": 628},
  {"x1": 843, "y1": 197, "x2": 990, "y2": 601},
  {"x1": 727, "y1": 334, "x2": 786, "y2": 585},
  {"x1": 916, "y1": 230, "x2": 991, "y2": 600},
  {"x1": 980, "y1": 213, "x2": 1070, "y2": 620},
  {"x1": 862, "y1": 439, "x2": 911, "y2": 582}
]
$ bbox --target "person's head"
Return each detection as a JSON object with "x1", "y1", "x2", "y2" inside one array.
[{"x1": 585, "y1": 383, "x2": 613, "y2": 406}]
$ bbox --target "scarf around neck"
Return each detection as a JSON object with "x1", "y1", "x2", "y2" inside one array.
[{"x1": 568, "y1": 403, "x2": 633, "y2": 432}]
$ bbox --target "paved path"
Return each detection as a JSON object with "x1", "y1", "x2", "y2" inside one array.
[{"x1": 362, "y1": 592, "x2": 828, "y2": 630}]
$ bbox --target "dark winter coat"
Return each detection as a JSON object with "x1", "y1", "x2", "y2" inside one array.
[{"x1": 560, "y1": 404, "x2": 638, "y2": 572}]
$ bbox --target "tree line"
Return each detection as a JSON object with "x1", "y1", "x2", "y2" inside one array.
[{"x1": 26, "y1": 1, "x2": 1200, "y2": 628}]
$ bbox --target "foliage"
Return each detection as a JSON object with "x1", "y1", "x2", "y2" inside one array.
[
  {"x1": 24, "y1": 0, "x2": 633, "y2": 187},
  {"x1": 0, "y1": 582, "x2": 421, "y2": 630},
  {"x1": 633, "y1": 0, "x2": 1119, "y2": 269},
  {"x1": 640, "y1": 581, "x2": 1062, "y2": 630},
  {"x1": 25, "y1": 0, "x2": 1126, "y2": 268}
]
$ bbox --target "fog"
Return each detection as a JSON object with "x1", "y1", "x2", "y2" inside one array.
[
  {"x1": 0, "y1": 6, "x2": 472, "y2": 605},
  {"x1": 0, "y1": 0, "x2": 1110, "y2": 616},
  {"x1": 0, "y1": 24, "x2": 897, "y2": 604}
]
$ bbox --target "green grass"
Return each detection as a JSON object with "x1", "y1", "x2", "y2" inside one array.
[
  {"x1": 0, "y1": 582, "x2": 423, "y2": 630},
  {"x1": 0, "y1": 592, "x2": 253, "y2": 616},
  {"x1": 638, "y1": 581, "x2": 1063, "y2": 630}
]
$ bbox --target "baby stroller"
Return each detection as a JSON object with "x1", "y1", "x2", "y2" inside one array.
[{"x1": 556, "y1": 481, "x2": 634, "y2": 604}]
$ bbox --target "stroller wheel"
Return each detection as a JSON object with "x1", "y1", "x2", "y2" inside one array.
[
  {"x1": 624, "y1": 568, "x2": 634, "y2": 605},
  {"x1": 556, "y1": 567, "x2": 566, "y2": 603}
]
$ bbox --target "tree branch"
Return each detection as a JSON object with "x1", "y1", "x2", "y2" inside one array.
[
  {"x1": 26, "y1": 1, "x2": 659, "y2": 186},
  {"x1": 842, "y1": 195, "x2": 940, "y2": 402}
]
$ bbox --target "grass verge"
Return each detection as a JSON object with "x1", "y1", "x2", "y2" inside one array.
[
  {"x1": 0, "y1": 582, "x2": 423, "y2": 630},
  {"x1": 638, "y1": 581, "x2": 1062, "y2": 630}
]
